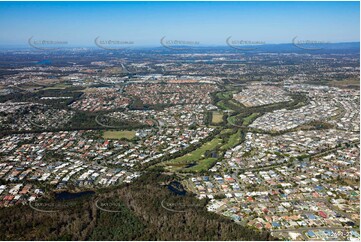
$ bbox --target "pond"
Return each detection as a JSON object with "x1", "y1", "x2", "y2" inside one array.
[
  {"x1": 55, "y1": 191, "x2": 95, "y2": 201},
  {"x1": 167, "y1": 181, "x2": 186, "y2": 196},
  {"x1": 36, "y1": 60, "x2": 52, "y2": 65},
  {"x1": 185, "y1": 163, "x2": 196, "y2": 168}
]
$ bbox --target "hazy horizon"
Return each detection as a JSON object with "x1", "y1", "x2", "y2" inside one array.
[{"x1": 0, "y1": 1, "x2": 359, "y2": 47}]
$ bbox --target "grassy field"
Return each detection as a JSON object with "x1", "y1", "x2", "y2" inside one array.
[
  {"x1": 160, "y1": 136, "x2": 223, "y2": 172},
  {"x1": 221, "y1": 128, "x2": 232, "y2": 134},
  {"x1": 102, "y1": 130, "x2": 136, "y2": 140},
  {"x1": 242, "y1": 113, "x2": 260, "y2": 126},
  {"x1": 217, "y1": 99, "x2": 244, "y2": 111},
  {"x1": 330, "y1": 78, "x2": 360, "y2": 87},
  {"x1": 169, "y1": 129, "x2": 243, "y2": 172},
  {"x1": 169, "y1": 137, "x2": 222, "y2": 164},
  {"x1": 227, "y1": 115, "x2": 237, "y2": 125},
  {"x1": 216, "y1": 91, "x2": 236, "y2": 100},
  {"x1": 43, "y1": 83, "x2": 71, "y2": 90},
  {"x1": 211, "y1": 111, "x2": 223, "y2": 124},
  {"x1": 220, "y1": 130, "x2": 242, "y2": 151},
  {"x1": 216, "y1": 100, "x2": 229, "y2": 110},
  {"x1": 182, "y1": 158, "x2": 217, "y2": 172}
]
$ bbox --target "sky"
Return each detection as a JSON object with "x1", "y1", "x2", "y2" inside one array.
[{"x1": 0, "y1": 1, "x2": 359, "y2": 47}]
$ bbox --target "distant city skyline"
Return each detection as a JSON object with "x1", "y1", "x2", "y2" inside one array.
[{"x1": 0, "y1": 1, "x2": 359, "y2": 47}]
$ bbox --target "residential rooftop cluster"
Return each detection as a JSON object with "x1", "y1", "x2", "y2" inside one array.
[
  {"x1": 115, "y1": 126, "x2": 215, "y2": 168},
  {"x1": 250, "y1": 84, "x2": 359, "y2": 132},
  {"x1": 98, "y1": 111, "x2": 156, "y2": 127},
  {"x1": 0, "y1": 101, "x2": 38, "y2": 113},
  {"x1": 233, "y1": 84, "x2": 292, "y2": 107},
  {"x1": 220, "y1": 129, "x2": 359, "y2": 172},
  {"x1": 70, "y1": 87, "x2": 130, "y2": 112},
  {"x1": 124, "y1": 83, "x2": 218, "y2": 105},
  {"x1": 181, "y1": 80, "x2": 360, "y2": 241},
  {"x1": 249, "y1": 99, "x2": 337, "y2": 132},
  {"x1": 187, "y1": 144, "x2": 359, "y2": 240},
  {"x1": 99, "y1": 104, "x2": 217, "y2": 128},
  {"x1": 0, "y1": 183, "x2": 43, "y2": 207},
  {"x1": 0, "y1": 102, "x2": 75, "y2": 131}
]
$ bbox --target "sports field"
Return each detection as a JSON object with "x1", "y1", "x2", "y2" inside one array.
[
  {"x1": 211, "y1": 111, "x2": 223, "y2": 124},
  {"x1": 102, "y1": 130, "x2": 136, "y2": 140}
]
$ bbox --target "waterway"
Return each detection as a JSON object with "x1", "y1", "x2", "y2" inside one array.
[{"x1": 55, "y1": 191, "x2": 95, "y2": 201}]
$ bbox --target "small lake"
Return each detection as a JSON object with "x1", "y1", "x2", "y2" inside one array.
[
  {"x1": 185, "y1": 163, "x2": 196, "y2": 168},
  {"x1": 167, "y1": 181, "x2": 186, "y2": 196},
  {"x1": 55, "y1": 191, "x2": 95, "y2": 201},
  {"x1": 36, "y1": 60, "x2": 52, "y2": 65}
]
